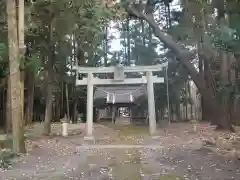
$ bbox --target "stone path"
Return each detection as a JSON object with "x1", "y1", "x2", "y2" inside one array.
[{"x1": 1, "y1": 123, "x2": 240, "y2": 180}]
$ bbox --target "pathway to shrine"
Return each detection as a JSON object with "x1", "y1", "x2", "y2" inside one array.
[{"x1": 1, "y1": 122, "x2": 240, "y2": 180}]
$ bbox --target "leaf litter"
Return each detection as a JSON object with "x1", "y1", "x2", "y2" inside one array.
[{"x1": 0, "y1": 122, "x2": 240, "y2": 179}]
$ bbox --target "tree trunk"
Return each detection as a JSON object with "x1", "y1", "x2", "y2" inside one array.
[
  {"x1": 61, "y1": 78, "x2": 64, "y2": 117},
  {"x1": 185, "y1": 82, "x2": 188, "y2": 120},
  {"x1": 6, "y1": 77, "x2": 12, "y2": 133},
  {"x1": 148, "y1": 24, "x2": 152, "y2": 46},
  {"x1": 188, "y1": 82, "x2": 193, "y2": 119},
  {"x1": 7, "y1": 0, "x2": 26, "y2": 153},
  {"x1": 166, "y1": 3, "x2": 171, "y2": 28},
  {"x1": 127, "y1": 17, "x2": 131, "y2": 66},
  {"x1": 140, "y1": 19, "x2": 146, "y2": 46},
  {"x1": 185, "y1": 104, "x2": 188, "y2": 120},
  {"x1": 65, "y1": 83, "x2": 70, "y2": 122},
  {"x1": 43, "y1": 19, "x2": 54, "y2": 135},
  {"x1": 170, "y1": 104, "x2": 173, "y2": 121},
  {"x1": 25, "y1": 73, "x2": 34, "y2": 124},
  {"x1": 43, "y1": 69, "x2": 53, "y2": 135},
  {"x1": 17, "y1": 0, "x2": 25, "y2": 126},
  {"x1": 56, "y1": 97, "x2": 61, "y2": 122},
  {"x1": 175, "y1": 103, "x2": 180, "y2": 120},
  {"x1": 231, "y1": 53, "x2": 240, "y2": 124},
  {"x1": 218, "y1": 51, "x2": 231, "y2": 127},
  {"x1": 111, "y1": 106, "x2": 117, "y2": 124},
  {"x1": 195, "y1": 11, "x2": 208, "y2": 122},
  {"x1": 104, "y1": 25, "x2": 108, "y2": 67},
  {"x1": 73, "y1": 99, "x2": 78, "y2": 123},
  {"x1": 214, "y1": 3, "x2": 232, "y2": 129}
]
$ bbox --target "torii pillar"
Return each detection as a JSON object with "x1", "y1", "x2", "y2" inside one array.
[
  {"x1": 85, "y1": 73, "x2": 94, "y2": 140},
  {"x1": 147, "y1": 71, "x2": 156, "y2": 135}
]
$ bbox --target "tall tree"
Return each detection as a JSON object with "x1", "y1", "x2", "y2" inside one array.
[
  {"x1": 6, "y1": 0, "x2": 26, "y2": 153},
  {"x1": 123, "y1": 0, "x2": 235, "y2": 130},
  {"x1": 17, "y1": 0, "x2": 25, "y2": 126}
]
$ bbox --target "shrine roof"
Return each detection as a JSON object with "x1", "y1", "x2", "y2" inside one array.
[{"x1": 94, "y1": 85, "x2": 147, "y2": 103}]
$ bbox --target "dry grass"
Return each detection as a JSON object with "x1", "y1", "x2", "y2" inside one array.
[{"x1": 97, "y1": 122, "x2": 149, "y2": 145}]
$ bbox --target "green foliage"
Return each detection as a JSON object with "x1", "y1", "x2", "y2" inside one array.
[
  {"x1": 118, "y1": 17, "x2": 161, "y2": 65},
  {"x1": 0, "y1": 138, "x2": 15, "y2": 169},
  {"x1": 210, "y1": 25, "x2": 238, "y2": 52},
  {"x1": 0, "y1": 43, "x2": 7, "y2": 78},
  {"x1": 25, "y1": 55, "x2": 42, "y2": 73},
  {"x1": 0, "y1": 66, "x2": 7, "y2": 78},
  {"x1": 168, "y1": 24, "x2": 195, "y2": 45},
  {"x1": 200, "y1": 12, "x2": 240, "y2": 55},
  {"x1": 0, "y1": 43, "x2": 6, "y2": 60},
  {"x1": 2, "y1": 0, "x2": 197, "y2": 120},
  {"x1": 0, "y1": 151, "x2": 13, "y2": 169}
]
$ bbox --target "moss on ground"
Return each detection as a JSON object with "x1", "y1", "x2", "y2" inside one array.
[
  {"x1": 158, "y1": 174, "x2": 183, "y2": 180},
  {"x1": 0, "y1": 137, "x2": 12, "y2": 149},
  {"x1": 0, "y1": 133, "x2": 39, "y2": 150},
  {"x1": 104, "y1": 123, "x2": 148, "y2": 135},
  {"x1": 98, "y1": 123, "x2": 149, "y2": 145}
]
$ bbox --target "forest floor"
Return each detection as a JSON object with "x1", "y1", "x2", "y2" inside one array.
[{"x1": 1, "y1": 121, "x2": 240, "y2": 180}]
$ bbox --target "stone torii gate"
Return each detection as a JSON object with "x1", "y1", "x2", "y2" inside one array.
[{"x1": 73, "y1": 63, "x2": 167, "y2": 139}]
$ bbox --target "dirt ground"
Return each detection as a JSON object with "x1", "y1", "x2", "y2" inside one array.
[{"x1": 1, "y1": 122, "x2": 240, "y2": 180}]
